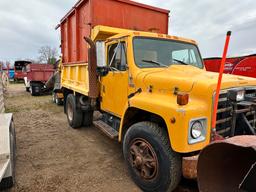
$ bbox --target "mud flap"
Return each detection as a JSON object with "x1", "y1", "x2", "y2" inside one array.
[{"x1": 197, "y1": 136, "x2": 256, "y2": 192}]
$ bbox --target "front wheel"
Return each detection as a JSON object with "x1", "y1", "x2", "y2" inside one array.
[
  {"x1": 123, "y1": 122, "x2": 181, "y2": 192},
  {"x1": 52, "y1": 92, "x2": 57, "y2": 103}
]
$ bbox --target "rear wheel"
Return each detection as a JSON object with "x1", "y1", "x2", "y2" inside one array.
[
  {"x1": 66, "y1": 94, "x2": 83, "y2": 129},
  {"x1": 123, "y1": 122, "x2": 181, "y2": 192},
  {"x1": 30, "y1": 84, "x2": 40, "y2": 96},
  {"x1": 83, "y1": 110, "x2": 93, "y2": 127},
  {"x1": 30, "y1": 85, "x2": 36, "y2": 96}
]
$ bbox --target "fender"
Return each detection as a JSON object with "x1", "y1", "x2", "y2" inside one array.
[{"x1": 119, "y1": 91, "x2": 211, "y2": 153}]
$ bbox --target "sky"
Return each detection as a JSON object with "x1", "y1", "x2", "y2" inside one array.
[{"x1": 0, "y1": 0, "x2": 256, "y2": 63}]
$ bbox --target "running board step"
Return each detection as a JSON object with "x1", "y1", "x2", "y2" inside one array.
[{"x1": 93, "y1": 120, "x2": 118, "y2": 139}]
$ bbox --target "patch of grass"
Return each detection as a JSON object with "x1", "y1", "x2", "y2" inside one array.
[{"x1": 5, "y1": 107, "x2": 20, "y2": 113}]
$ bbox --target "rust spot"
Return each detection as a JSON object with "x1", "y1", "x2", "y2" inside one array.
[{"x1": 170, "y1": 117, "x2": 176, "y2": 124}]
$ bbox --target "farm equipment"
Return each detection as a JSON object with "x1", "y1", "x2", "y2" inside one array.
[
  {"x1": 0, "y1": 71, "x2": 16, "y2": 190},
  {"x1": 45, "y1": 60, "x2": 64, "y2": 105},
  {"x1": 198, "y1": 136, "x2": 256, "y2": 192},
  {"x1": 204, "y1": 54, "x2": 256, "y2": 78},
  {"x1": 57, "y1": 0, "x2": 256, "y2": 191},
  {"x1": 14, "y1": 60, "x2": 31, "y2": 81},
  {"x1": 24, "y1": 64, "x2": 55, "y2": 96}
]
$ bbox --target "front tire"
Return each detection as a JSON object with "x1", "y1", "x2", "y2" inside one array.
[
  {"x1": 66, "y1": 94, "x2": 83, "y2": 129},
  {"x1": 56, "y1": 98, "x2": 63, "y2": 106},
  {"x1": 52, "y1": 92, "x2": 57, "y2": 103},
  {"x1": 123, "y1": 122, "x2": 181, "y2": 192}
]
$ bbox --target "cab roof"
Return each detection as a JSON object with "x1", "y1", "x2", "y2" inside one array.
[{"x1": 92, "y1": 25, "x2": 197, "y2": 45}]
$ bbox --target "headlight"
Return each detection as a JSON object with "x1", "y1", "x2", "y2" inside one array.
[
  {"x1": 228, "y1": 89, "x2": 245, "y2": 102},
  {"x1": 191, "y1": 121, "x2": 203, "y2": 139},
  {"x1": 188, "y1": 118, "x2": 207, "y2": 144}
]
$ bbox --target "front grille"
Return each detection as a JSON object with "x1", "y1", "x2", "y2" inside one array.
[{"x1": 215, "y1": 88, "x2": 256, "y2": 137}]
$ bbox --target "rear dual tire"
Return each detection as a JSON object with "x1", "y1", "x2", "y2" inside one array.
[
  {"x1": 66, "y1": 94, "x2": 93, "y2": 129},
  {"x1": 30, "y1": 85, "x2": 41, "y2": 96}
]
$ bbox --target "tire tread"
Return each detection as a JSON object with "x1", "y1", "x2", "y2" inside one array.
[{"x1": 124, "y1": 121, "x2": 181, "y2": 192}]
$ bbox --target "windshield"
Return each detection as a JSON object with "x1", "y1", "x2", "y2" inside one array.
[{"x1": 133, "y1": 37, "x2": 204, "y2": 69}]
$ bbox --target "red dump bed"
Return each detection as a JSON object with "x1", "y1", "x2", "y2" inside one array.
[
  {"x1": 59, "y1": 0, "x2": 170, "y2": 64},
  {"x1": 204, "y1": 54, "x2": 256, "y2": 78},
  {"x1": 26, "y1": 64, "x2": 54, "y2": 83}
]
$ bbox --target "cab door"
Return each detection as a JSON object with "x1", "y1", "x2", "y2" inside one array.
[{"x1": 100, "y1": 40, "x2": 129, "y2": 117}]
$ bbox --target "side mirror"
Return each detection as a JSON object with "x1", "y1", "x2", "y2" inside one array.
[{"x1": 96, "y1": 41, "x2": 106, "y2": 67}]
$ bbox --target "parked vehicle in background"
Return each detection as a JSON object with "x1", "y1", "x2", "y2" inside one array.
[
  {"x1": 204, "y1": 54, "x2": 256, "y2": 78},
  {"x1": 14, "y1": 60, "x2": 31, "y2": 82},
  {"x1": 0, "y1": 69, "x2": 16, "y2": 190},
  {"x1": 24, "y1": 64, "x2": 55, "y2": 96},
  {"x1": 45, "y1": 60, "x2": 64, "y2": 105},
  {"x1": 57, "y1": 0, "x2": 256, "y2": 191},
  {"x1": 2, "y1": 67, "x2": 14, "y2": 80}
]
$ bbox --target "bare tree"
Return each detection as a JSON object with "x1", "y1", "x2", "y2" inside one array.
[
  {"x1": 38, "y1": 46, "x2": 58, "y2": 64},
  {"x1": 0, "y1": 61, "x2": 3, "y2": 70}
]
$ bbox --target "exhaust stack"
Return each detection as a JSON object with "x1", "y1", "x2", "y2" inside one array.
[{"x1": 84, "y1": 37, "x2": 99, "y2": 99}]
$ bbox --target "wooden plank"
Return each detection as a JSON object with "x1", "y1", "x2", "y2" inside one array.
[{"x1": 0, "y1": 72, "x2": 5, "y2": 113}]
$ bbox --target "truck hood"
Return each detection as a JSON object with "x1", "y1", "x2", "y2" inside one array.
[{"x1": 137, "y1": 65, "x2": 256, "y2": 96}]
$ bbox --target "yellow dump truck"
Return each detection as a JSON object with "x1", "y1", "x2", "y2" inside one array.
[{"x1": 57, "y1": 0, "x2": 256, "y2": 191}]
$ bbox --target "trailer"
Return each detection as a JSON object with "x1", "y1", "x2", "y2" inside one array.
[
  {"x1": 14, "y1": 60, "x2": 31, "y2": 81},
  {"x1": 204, "y1": 54, "x2": 256, "y2": 78},
  {"x1": 24, "y1": 64, "x2": 55, "y2": 96},
  {"x1": 57, "y1": 1, "x2": 256, "y2": 191},
  {"x1": 0, "y1": 71, "x2": 15, "y2": 190}
]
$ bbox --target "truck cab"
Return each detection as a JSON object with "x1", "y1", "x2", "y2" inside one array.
[
  {"x1": 14, "y1": 60, "x2": 31, "y2": 81},
  {"x1": 61, "y1": 25, "x2": 256, "y2": 192}
]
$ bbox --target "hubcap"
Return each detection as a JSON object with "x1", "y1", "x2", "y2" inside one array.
[
  {"x1": 129, "y1": 138, "x2": 158, "y2": 180},
  {"x1": 67, "y1": 101, "x2": 73, "y2": 122}
]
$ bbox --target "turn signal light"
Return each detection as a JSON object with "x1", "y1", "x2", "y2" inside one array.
[{"x1": 177, "y1": 93, "x2": 189, "y2": 106}]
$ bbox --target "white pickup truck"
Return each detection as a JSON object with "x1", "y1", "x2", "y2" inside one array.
[{"x1": 0, "y1": 71, "x2": 15, "y2": 190}]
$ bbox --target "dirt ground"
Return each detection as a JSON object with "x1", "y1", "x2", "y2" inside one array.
[{"x1": 4, "y1": 83, "x2": 198, "y2": 192}]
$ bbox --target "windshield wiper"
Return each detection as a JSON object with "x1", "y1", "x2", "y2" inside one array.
[
  {"x1": 142, "y1": 59, "x2": 168, "y2": 67},
  {"x1": 173, "y1": 59, "x2": 189, "y2": 65}
]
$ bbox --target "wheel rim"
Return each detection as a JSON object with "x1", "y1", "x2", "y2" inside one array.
[
  {"x1": 129, "y1": 138, "x2": 159, "y2": 181},
  {"x1": 67, "y1": 100, "x2": 73, "y2": 122}
]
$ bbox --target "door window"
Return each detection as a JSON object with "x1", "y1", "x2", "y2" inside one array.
[{"x1": 108, "y1": 42, "x2": 127, "y2": 71}]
